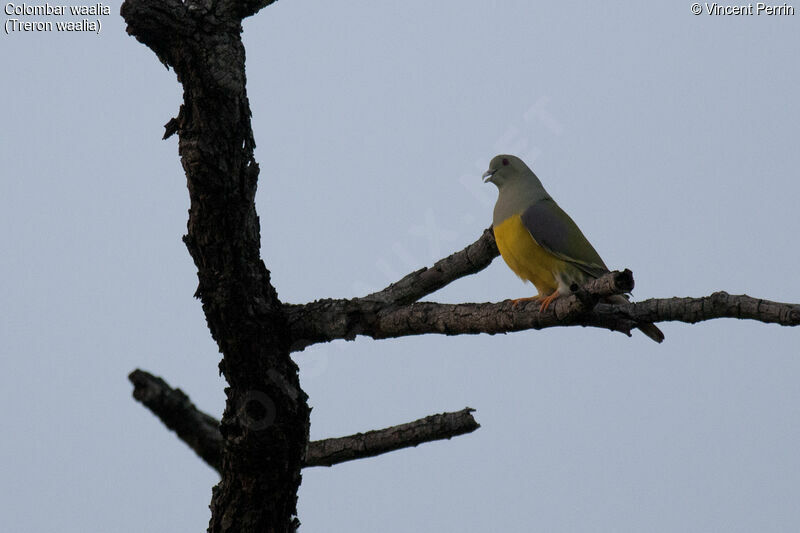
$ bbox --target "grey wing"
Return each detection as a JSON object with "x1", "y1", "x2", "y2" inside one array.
[{"x1": 520, "y1": 198, "x2": 609, "y2": 279}]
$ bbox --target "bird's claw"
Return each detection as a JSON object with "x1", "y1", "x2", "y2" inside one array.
[{"x1": 511, "y1": 293, "x2": 559, "y2": 312}]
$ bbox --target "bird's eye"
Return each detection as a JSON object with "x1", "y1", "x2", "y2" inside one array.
[{"x1": 502, "y1": 158, "x2": 509, "y2": 166}]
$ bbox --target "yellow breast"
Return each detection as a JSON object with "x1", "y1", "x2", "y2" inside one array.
[{"x1": 493, "y1": 214, "x2": 564, "y2": 297}]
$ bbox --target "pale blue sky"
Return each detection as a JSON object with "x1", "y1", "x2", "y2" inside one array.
[{"x1": 2, "y1": 1, "x2": 799, "y2": 531}]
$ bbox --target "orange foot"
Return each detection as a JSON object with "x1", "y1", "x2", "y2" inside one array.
[
  {"x1": 511, "y1": 296, "x2": 540, "y2": 309},
  {"x1": 537, "y1": 291, "x2": 560, "y2": 313},
  {"x1": 511, "y1": 292, "x2": 560, "y2": 312}
]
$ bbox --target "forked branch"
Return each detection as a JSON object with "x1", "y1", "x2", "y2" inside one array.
[
  {"x1": 129, "y1": 370, "x2": 479, "y2": 471},
  {"x1": 285, "y1": 231, "x2": 800, "y2": 351}
]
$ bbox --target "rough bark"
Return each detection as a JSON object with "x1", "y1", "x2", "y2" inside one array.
[
  {"x1": 304, "y1": 408, "x2": 480, "y2": 467},
  {"x1": 129, "y1": 370, "x2": 479, "y2": 471},
  {"x1": 284, "y1": 231, "x2": 800, "y2": 351},
  {"x1": 121, "y1": 1, "x2": 309, "y2": 530},
  {"x1": 130, "y1": 369, "x2": 224, "y2": 471}
]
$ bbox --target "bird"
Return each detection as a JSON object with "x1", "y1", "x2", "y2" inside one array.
[{"x1": 483, "y1": 154, "x2": 664, "y2": 343}]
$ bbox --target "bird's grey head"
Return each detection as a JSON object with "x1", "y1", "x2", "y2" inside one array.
[
  {"x1": 483, "y1": 154, "x2": 548, "y2": 195},
  {"x1": 483, "y1": 155, "x2": 551, "y2": 225},
  {"x1": 482, "y1": 154, "x2": 535, "y2": 188}
]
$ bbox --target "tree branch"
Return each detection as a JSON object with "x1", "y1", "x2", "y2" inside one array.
[
  {"x1": 304, "y1": 408, "x2": 480, "y2": 468},
  {"x1": 129, "y1": 369, "x2": 223, "y2": 471},
  {"x1": 285, "y1": 269, "x2": 634, "y2": 349},
  {"x1": 618, "y1": 291, "x2": 800, "y2": 327},
  {"x1": 364, "y1": 227, "x2": 499, "y2": 305},
  {"x1": 129, "y1": 370, "x2": 479, "y2": 471},
  {"x1": 369, "y1": 292, "x2": 800, "y2": 339},
  {"x1": 285, "y1": 229, "x2": 800, "y2": 350}
]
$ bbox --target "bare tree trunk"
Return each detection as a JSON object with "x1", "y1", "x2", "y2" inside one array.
[{"x1": 121, "y1": 1, "x2": 309, "y2": 530}]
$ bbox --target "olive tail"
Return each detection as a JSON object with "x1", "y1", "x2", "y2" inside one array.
[
  {"x1": 637, "y1": 322, "x2": 665, "y2": 344},
  {"x1": 605, "y1": 294, "x2": 664, "y2": 343}
]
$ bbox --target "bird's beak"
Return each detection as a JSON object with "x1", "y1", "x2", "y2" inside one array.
[{"x1": 482, "y1": 169, "x2": 495, "y2": 183}]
